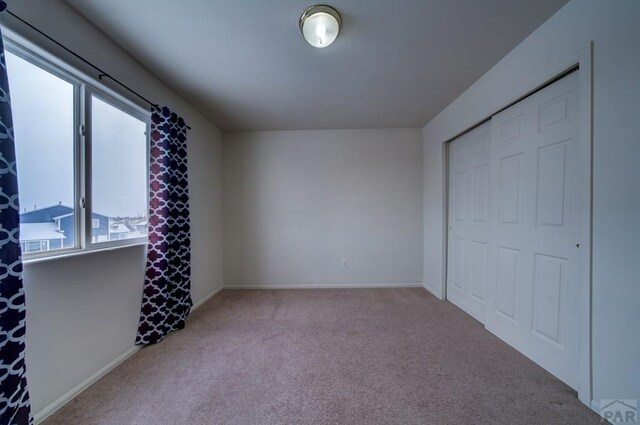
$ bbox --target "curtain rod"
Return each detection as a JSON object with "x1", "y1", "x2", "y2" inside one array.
[{"x1": 4, "y1": 9, "x2": 192, "y2": 130}]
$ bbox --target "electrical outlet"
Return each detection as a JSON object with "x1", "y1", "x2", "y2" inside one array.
[{"x1": 341, "y1": 259, "x2": 348, "y2": 268}]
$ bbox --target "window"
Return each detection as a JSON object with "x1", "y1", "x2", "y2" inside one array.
[
  {"x1": 90, "y1": 95, "x2": 148, "y2": 243},
  {"x1": 6, "y1": 41, "x2": 150, "y2": 258},
  {"x1": 7, "y1": 50, "x2": 76, "y2": 252}
]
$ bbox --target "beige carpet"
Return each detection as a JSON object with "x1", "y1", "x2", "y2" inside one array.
[{"x1": 44, "y1": 288, "x2": 601, "y2": 425}]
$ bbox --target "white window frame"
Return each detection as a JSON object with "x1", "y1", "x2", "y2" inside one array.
[
  {"x1": 5, "y1": 34, "x2": 151, "y2": 261},
  {"x1": 91, "y1": 218, "x2": 100, "y2": 229}
]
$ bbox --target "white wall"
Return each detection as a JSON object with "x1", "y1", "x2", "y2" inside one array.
[
  {"x1": 1, "y1": 0, "x2": 224, "y2": 417},
  {"x1": 422, "y1": 0, "x2": 640, "y2": 409},
  {"x1": 223, "y1": 129, "x2": 423, "y2": 288}
]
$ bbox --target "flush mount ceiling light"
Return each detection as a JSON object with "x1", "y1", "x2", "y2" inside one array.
[{"x1": 299, "y1": 5, "x2": 341, "y2": 48}]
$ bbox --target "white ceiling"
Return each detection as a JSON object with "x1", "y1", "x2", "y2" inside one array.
[{"x1": 64, "y1": 0, "x2": 568, "y2": 131}]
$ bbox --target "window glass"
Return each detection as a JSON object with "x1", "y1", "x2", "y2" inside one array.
[
  {"x1": 5, "y1": 44, "x2": 150, "y2": 257},
  {"x1": 91, "y1": 95, "x2": 147, "y2": 243},
  {"x1": 7, "y1": 51, "x2": 76, "y2": 252}
]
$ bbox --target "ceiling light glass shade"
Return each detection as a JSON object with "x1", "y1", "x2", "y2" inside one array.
[{"x1": 299, "y1": 5, "x2": 341, "y2": 48}]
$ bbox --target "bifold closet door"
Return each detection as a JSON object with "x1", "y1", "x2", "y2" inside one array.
[
  {"x1": 446, "y1": 122, "x2": 490, "y2": 323},
  {"x1": 484, "y1": 71, "x2": 581, "y2": 389}
]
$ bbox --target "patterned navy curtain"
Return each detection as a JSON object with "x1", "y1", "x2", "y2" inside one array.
[
  {"x1": 0, "y1": 8, "x2": 33, "y2": 424},
  {"x1": 136, "y1": 106, "x2": 192, "y2": 345}
]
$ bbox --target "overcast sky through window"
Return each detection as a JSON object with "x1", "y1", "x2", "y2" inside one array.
[
  {"x1": 7, "y1": 51, "x2": 74, "y2": 213},
  {"x1": 91, "y1": 95, "x2": 147, "y2": 218},
  {"x1": 6, "y1": 51, "x2": 148, "y2": 218}
]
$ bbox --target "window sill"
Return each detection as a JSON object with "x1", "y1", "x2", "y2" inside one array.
[{"x1": 22, "y1": 241, "x2": 147, "y2": 266}]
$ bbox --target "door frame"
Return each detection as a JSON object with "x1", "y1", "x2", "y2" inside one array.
[{"x1": 442, "y1": 42, "x2": 593, "y2": 405}]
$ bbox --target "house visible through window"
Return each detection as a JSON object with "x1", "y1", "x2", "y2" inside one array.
[{"x1": 6, "y1": 43, "x2": 149, "y2": 257}]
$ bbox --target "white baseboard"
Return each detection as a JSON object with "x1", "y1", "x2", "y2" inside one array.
[
  {"x1": 191, "y1": 285, "x2": 224, "y2": 310},
  {"x1": 223, "y1": 282, "x2": 423, "y2": 289},
  {"x1": 33, "y1": 345, "x2": 141, "y2": 424},
  {"x1": 590, "y1": 400, "x2": 608, "y2": 424},
  {"x1": 423, "y1": 283, "x2": 443, "y2": 300},
  {"x1": 33, "y1": 284, "x2": 225, "y2": 424}
]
